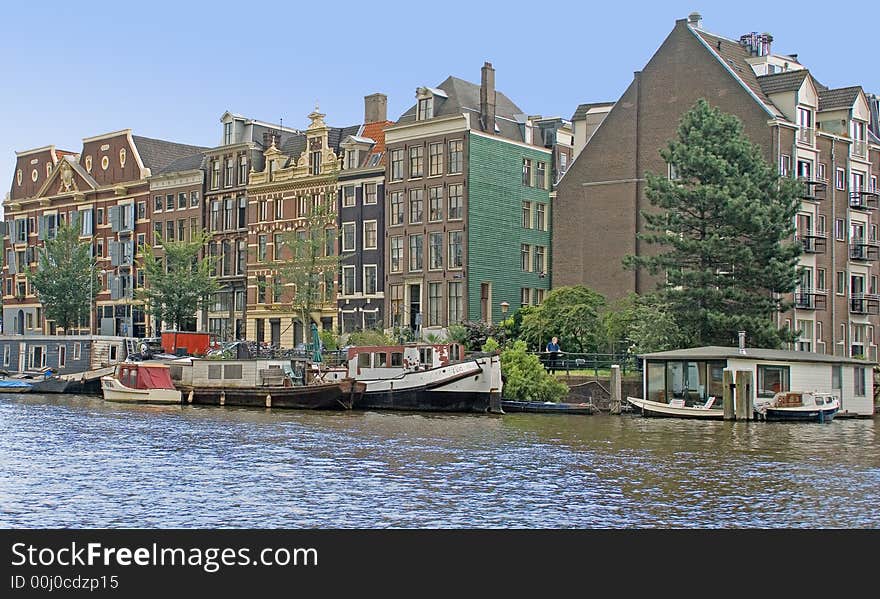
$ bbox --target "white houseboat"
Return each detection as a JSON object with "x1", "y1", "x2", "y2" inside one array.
[{"x1": 632, "y1": 345, "x2": 875, "y2": 418}]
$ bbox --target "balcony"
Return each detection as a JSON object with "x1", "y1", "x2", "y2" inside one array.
[
  {"x1": 796, "y1": 230, "x2": 826, "y2": 254},
  {"x1": 849, "y1": 240, "x2": 880, "y2": 261},
  {"x1": 850, "y1": 293, "x2": 880, "y2": 315},
  {"x1": 851, "y1": 139, "x2": 868, "y2": 159},
  {"x1": 798, "y1": 178, "x2": 826, "y2": 201},
  {"x1": 849, "y1": 190, "x2": 879, "y2": 211},
  {"x1": 794, "y1": 288, "x2": 827, "y2": 310},
  {"x1": 796, "y1": 127, "x2": 815, "y2": 146}
]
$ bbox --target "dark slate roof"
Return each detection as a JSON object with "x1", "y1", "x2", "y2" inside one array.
[
  {"x1": 328, "y1": 125, "x2": 362, "y2": 152},
  {"x1": 131, "y1": 136, "x2": 209, "y2": 173},
  {"x1": 571, "y1": 102, "x2": 615, "y2": 121},
  {"x1": 158, "y1": 151, "x2": 206, "y2": 175},
  {"x1": 756, "y1": 70, "x2": 809, "y2": 96},
  {"x1": 640, "y1": 346, "x2": 874, "y2": 366},
  {"x1": 692, "y1": 29, "x2": 781, "y2": 117},
  {"x1": 818, "y1": 86, "x2": 862, "y2": 111},
  {"x1": 279, "y1": 133, "x2": 306, "y2": 166},
  {"x1": 396, "y1": 75, "x2": 526, "y2": 141}
]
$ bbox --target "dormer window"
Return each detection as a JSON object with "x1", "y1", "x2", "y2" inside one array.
[
  {"x1": 346, "y1": 149, "x2": 359, "y2": 170},
  {"x1": 418, "y1": 97, "x2": 433, "y2": 121},
  {"x1": 223, "y1": 122, "x2": 233, "y2": 145}
]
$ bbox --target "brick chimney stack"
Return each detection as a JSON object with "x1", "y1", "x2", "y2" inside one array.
[
  {"x1": 364, "y1": 93, "x2": 387, "y2": 124},
  {"x1": 480, "y1": 62, "x2": 496, "y2": 134}
]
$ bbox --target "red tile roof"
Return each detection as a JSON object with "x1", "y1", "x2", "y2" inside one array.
[{"x1": 361, "y1": 120, "x2": 395, "y2": 155}]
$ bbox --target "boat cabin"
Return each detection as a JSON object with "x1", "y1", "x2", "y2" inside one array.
[
  {"x1": 640, "y1": 346, "x2": 875, "y2": 417},
  {"x1": 114, "y1": 362, "x2": 176, "y2": 391},
  {"x1": 344, "y1": 343, "x2": 465, "y2": 378}
]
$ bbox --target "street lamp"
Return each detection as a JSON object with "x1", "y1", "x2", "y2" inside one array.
[{"x1": 500, "y1": 301, "x2": 510, "y2": 316}]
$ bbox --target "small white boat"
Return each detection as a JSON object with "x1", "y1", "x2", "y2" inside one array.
[
  {"x1": 627, "y1": 396, "x2": 723, "y2": 420},
  {"x1": 754, "y1": 391, "x2": 839, "y2": 423},
  {"x1": 101, "y1": 362, "x2": 182, "y2": 404}
]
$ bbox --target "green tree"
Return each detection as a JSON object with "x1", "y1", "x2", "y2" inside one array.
[
  {"x1": 624, "y1": 99, "x2": 802, "y2": 348},
  {"x1": 519, "y1": 285, "x2": 606, "y2": 353},
  {"x1": 136, "y1": 231, "x2": 219, "y2": 331},
  {"x1": 30, "y1": 220, "x2": 98, "y2": 332},
  {"x1": 500, "y1": 340, "x2": 569, "y2": 402}
]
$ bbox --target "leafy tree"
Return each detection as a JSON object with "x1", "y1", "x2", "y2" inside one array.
[
  {"x1": 136, "y1": 231, "x2": 219, "y2": 331},
  {"x1": 624, "y1": 99, "x2": 802, "y2": 348},
  {"x1": 30, "y1": 220, "x2": 98, "y2": 332},
  {"x1": 500, "y1": 340, "x2": 569, "y2": 402},
  {"x1": 346, "y1": 328, "x2": 393, "y2": 346},
  {"x1": 519, "y1": 285, "x2": 606, "y2": 353}
]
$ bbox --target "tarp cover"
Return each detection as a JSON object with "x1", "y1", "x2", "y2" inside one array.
[{"x1": 133, "y1": 365, "x2": 175, "y2": 390}]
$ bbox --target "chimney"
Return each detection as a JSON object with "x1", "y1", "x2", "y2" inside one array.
[
  {"x1": 687, "y1": 12, "x2": 702, "y2": 29},
  {"x1": 739, "y1": 32, "x2": 773, "y2": 56},
  {"x1": 480, "y1": 61, "x2": 496, "y2": 134},
  {"x1": 364, "y1": 93, "x2": 387, "y2": 124},
  {"x1": 738, "y1": 331, "x2": 747, "y2": 355}
]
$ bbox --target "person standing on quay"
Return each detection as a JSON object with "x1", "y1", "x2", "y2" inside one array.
[{"x1": 546, "y1": 336, "x2": 561, "y2": 374}]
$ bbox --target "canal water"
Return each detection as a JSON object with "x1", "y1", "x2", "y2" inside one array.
[{"x1": 1, "y1": 393, "x2": 878, "y2": 528}]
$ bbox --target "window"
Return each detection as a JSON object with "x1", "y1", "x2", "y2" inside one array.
[
  {"x1": 166, "y1": 220, "x2": 175, "y2": 242},
  {"x1": 136, "y1": 233, "x2": 145, "y2": 253},
  {"x1": 178, "y1": 219, "x2": 185, "y2": 242},
  {"x1": 135, "y1": 202, "x2": 146, "y2": 222},
  {"x1": 534, "y1": 245, "x2": 545, "y2": 274},
  {"x1": 758, "y1": 365, "x2": 790, "y2": 397},
  {"x1": 345, "y1": 149, "x2": 359, "y2": 169},
  {"x1": 522, "y1": 158, "x2": 533, "y2": 186},
  {"x1": 390, "y1": 192, "x2": 404, "y2": 225},
  {"x1": 154, "y1": 195, "x2": 163, "y2": 212},
  {"x1": 796, "y1": 319, "x2": 813, "y2": 352},
  {"x1": 521, "y1": 288, "x2": 530, "y2": 308},
  {"x1": 342, "y1": 222, "x2": 356, "y2": 252},
  {"x1": 854, "y1": 367, "x2": 866, "y2": 396},
  {"x1": 325, "y1": 228, "x2": 336, "y2": 257},
  {"x1": 364, "y1": 183, "x2": 377, "y2": 205},
  {"x1": 274, "y1": 198, "x2": 283, "y2": 220},
  {"x1": 837, "y1": 271, "x2": 846, "y2": 295},
  {"x1": 406, "y1": 234, "x2": 425, "y2": 273},
  {"x1": 779, "y1": 154, "x2": 791, "y2": 177},
  {"x1": 274, "y1": 233, "x2": 283, "y2": 261},
  {"x1": 409, "y1": 189, "x2": 424, "y2": 223},
  {"x1": 448, "y1": 231, "x2": 463, "y2": 268},
  {"x1": 343, "y1": 265, "x2": 356, "y2": 295},
  {"x1": 836, "y1": 168, "x2": 846, "y2": 190},
  {"x1": 817, "y1": 268, "x2": 826, "y2": 292},
  {"x1": 537, "y1": 203, "x2": 546, "y2": 231},
  {"x1": 309, "y1": 151, "x2": 322, "y2": 175},
  {"x1": 178, "y1": 192, "x2": 187, "y2": 209},
  {"x1": 521, "y1": 244, "x2": 531, "y2": 272},
  {"x1": 390, "y1": 149, "x2": 404, "y2": 181},
  {"x1": 259, "y1": 200, "x2": 268, "y2": 222},
  {"x1": 534, "y1": 288, "x2": 545, "y2": 305},
  {"x1": 817, "y1": 163, "x2": 826, "y2": 181},
  {"x1": 428, "y1": 282, "x2": 442, "y2": 326},
  {"x1": 223, "y1": 122, "x2": 233, "y2": 145},
  {"x1": 238, "y1": 197, "x2": 247, "y2": 228},
  {"x1": 417, "y1": 97, "x2": 433, "y2": 120},
  {"x1": 429, "y1": 187, "x2": 443, "y2": 221},
  {"x1": 80, "y1": 209, "x2": 94, "y2": 236},
  {"x1": 835, "y1": 219, "x2": 845, "y2": 241},
  {"x1": 390, "y1": 236, "x2": 403, "y2": 272},
  {"x1": 522, "y1": 202, "x2": 532, "y2": 228},
  {"x1": 166, "y1": 194, "x2": 174, "y2": 211},
  {"x1": 363, "y1": 221, "x2": 377, "y2": 250},
  {"x1": 389, "y1": 284, "x2": 403, "y2": 327},
  {"x1": 409, "y1": 146, "x2": 424, "y2": 178},
  {"x1": 448, "y1": 140, "x2": 463, "y2": 174},
  {"x1": 429, "y1": 232, "x2": 443, "y2": 270},
  {"x1": 448, "y1": 282, "x2": 463, "y2": 324},
  {"x1": 535, "y1": 161, "x2": 546, "y2": 189},
  {"x1": 343, "y1": 186, "x2": 356, "y2": 207},
  {"x1": 225, "y1": 198, "x2": 234, "y2": 230},
  {"x1": 257, "y1": 276, "x2": 266, "y2": 304},
  {"x1": 239, "y1": 156, "x2": 248, "y2": 184},
  {"x1": 448, "y1": 184, "x2": 463, "y2": 220},
  {"x1": 237, "y1": 240, "x2": 246, "y2": 274},
  {"x1": 363, "y1": 265, "x2": 377, "y2": 295},
  {"x1": 222, "y1": 240, "x2": 232, "y2": 276},
  {"x1": 429, "y1": 143, "x2": 443, "y2": 176},
  {"x1": 258, "y1": 234, "x2": 267, "y2": 262},
  {"x1": 210, "y1": 201, "x2": 220, "y2": 231},
  {"x1": 97, "y1": 208, "x2": 104, "y2": 225}
]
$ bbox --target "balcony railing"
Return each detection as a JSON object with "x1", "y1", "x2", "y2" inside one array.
[
  {"x1": 794, "y1": 288, "x2": 827, "y2": 310},
  {"x1": 849, "y1": 240, "x2": 880, "y2": 261},
  {"x1": 850, "y1": 293, "x2": 880, "y2": 315},
  {"x1": 797, "y1": 127, "x2": 815, "y2": 146},
  {"x1": 851, "y1": 139, "x2": 868, "y2": 159},
  {"x1": 796, "y1": 229, "x2": 827, "y2": 254},
  {"x1": 798, "y1": 178, "x2": 826, "y2": 201},
  {"x1": 849, "y1": 190, "x2": 879, "y2": 210}
]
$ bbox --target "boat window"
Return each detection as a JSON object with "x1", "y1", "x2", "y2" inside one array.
[
  {"x1": 665, "y1": 361, "x2": 707, "y2": 404},
  {"x1": 223, "y1": 364, "x2": 242, "y2": 379},
  {"x1": 391, "y1": 352, "x2": 403, "y2": 367},
  {"x1": 129, "y1": 369, "x2": 138, "y2": 389},
  {"x1": 758, "y1": 365, "x2": 790, "y2": 397},
  {"x1": 451, "y1": 344, "x2": 461, "y2": 361},
  {"x1": 646, "y1": 362, "x2": 666, "y2": 403},
  {"x1": 208, "y1": 365, "x2": 222, "y2": 380},
  {"x1": 358, "y1": 353, "x2": 371, "y2": 369},
  {"x1": 420, "y1": 347, "x2": 434, "y2": 365},
  {"x1": 814, "y1": 396, "x2": 823, "y2": 406},
  {"x1": 168, "y1": 366, "x2": 183, "y2": 381},
  {"x1": 373, "y1": 352, "x2": 387, "y2": 367}
]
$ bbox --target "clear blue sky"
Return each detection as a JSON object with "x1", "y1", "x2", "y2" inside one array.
[{"x1": 2, "y1": 0, "x2": 878, "y2": 216}]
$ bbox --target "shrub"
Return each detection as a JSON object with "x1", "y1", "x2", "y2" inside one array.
[{"x1": 500, "y1": 340, "x2": 568, "y2": 403}]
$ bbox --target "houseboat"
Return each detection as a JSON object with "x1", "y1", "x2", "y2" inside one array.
[
  {"x1": 322, "y1": 343, "x2": 503, "y2": 413},
  {"x1": 101, "y1": 362, "x2": 182, "y2": 404},
  {"x1": 164, "y1": 357, "x2": 362, "y2": 410},
  {"x1": 631, "y1": 345, "x2": 875, "y2": 419}
]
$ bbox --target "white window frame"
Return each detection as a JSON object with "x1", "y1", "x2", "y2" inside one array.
[
  {"x1": 363, "y1": 264, "x2": 377, "y2": 296},
  {"x1": 363, "y1": 220, "x2": 377, "y2": 250},
  {"x1": 342, "y1": 265, "x2": 356, "y2": 296},
  {"x1": 342, "y1": 222, "x2": 356, "y2": 252}
]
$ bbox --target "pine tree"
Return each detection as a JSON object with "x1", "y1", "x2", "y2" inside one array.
[
  {"x1": 30, "y1": 220, "x2": 98, "y2": 332},
  {"x1": 624, "y1": 99, "x2": 802, "y2": 348}
]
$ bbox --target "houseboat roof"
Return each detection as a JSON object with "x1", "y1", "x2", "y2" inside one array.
[{"x1": 639, "y1": 346, "x2": 875, "y2": 366}]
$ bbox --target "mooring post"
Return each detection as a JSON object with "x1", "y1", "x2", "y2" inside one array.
[
  {"x1": 219, "y1": 390, "x2": 225, "y2": 406},
  {"x1": 735, "y1": 370, "x2": 753, "y2": 420},
  {"x1": 610, "y1": 364, "x2": 622, "y2": 415},
  {"x1": 723, "y1": 369, "x2": 735, "y2": 421},
  {"x1": 187, "y1": 390, "x2": 193, "y2": 404},
  {"x1": 266, "y1": 394, "x2": 272, "y2": 408}
]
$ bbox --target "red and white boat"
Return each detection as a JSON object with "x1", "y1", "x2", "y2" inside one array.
[{"x1": 101, "y1": 362, "x2": 182, "y2": 404}]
